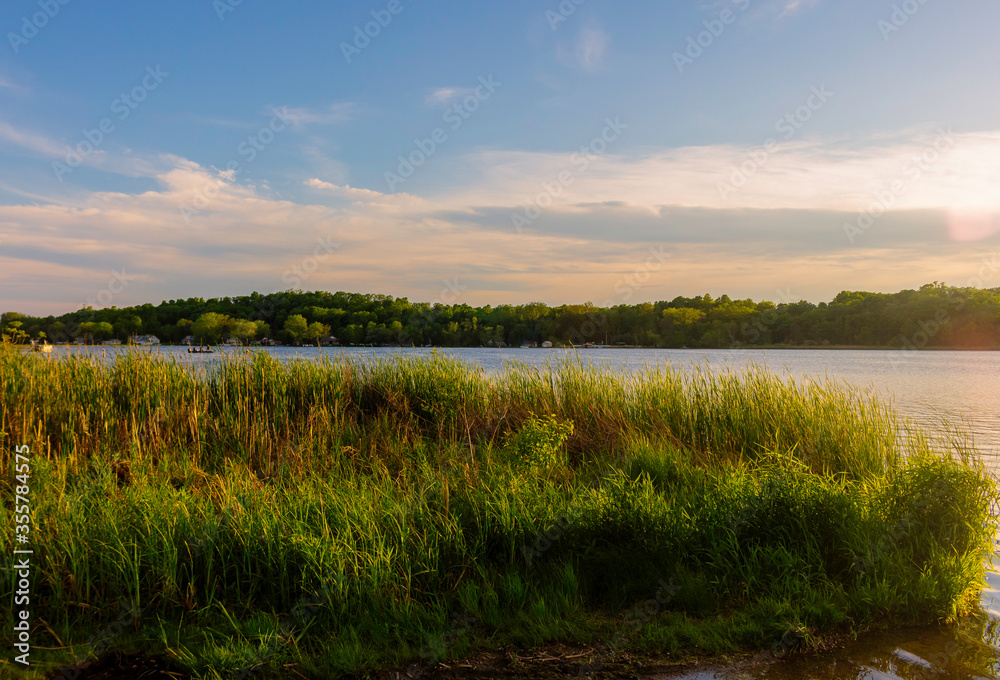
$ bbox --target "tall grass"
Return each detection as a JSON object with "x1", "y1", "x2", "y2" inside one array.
[
  {"x1": 0, "y1": 347, "x2": 995, "y2": 678},
  {"x1": 2, "y1": 349, "x2": 906, "y2": 477}
]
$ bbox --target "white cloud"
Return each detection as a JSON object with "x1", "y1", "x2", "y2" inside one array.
[
  {"x1": 276, "y1": 103, "x2": 357, "y2": 128},
  {"x1": 0, "y1": 120, "x2": 65, "y2": 157},
  {"x1": 425, "y1": 87, "x2": 476, "y2": 106},
  {"x1": 0, "y1": 119, "x2": 184, "y2": 180},
  {"x1": 557, "y1": 25, "x2": 609, "y2": 72},
  {"x1": 306, "y1": 179, "x2": 387, "y2": 201},
  {"x1": 444, "y1": 128, "x2": 1000, "y2": 215},
  {"x1": 701, "y1": 0, "x2": 820, "y2": 17},
  {"x1": 299, "y1": 138, "x2": 351, "y2": 184},
  {"x1": 2, "y1": 125, "x2": 999, "y2": 315},
  {"x1": 778, "y1": 0, "x2": 821, "y2": 16}
]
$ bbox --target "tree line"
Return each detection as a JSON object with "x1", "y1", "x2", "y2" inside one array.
[{"x1": 2, "y1": 284, "x2": 999, "y2": 349}]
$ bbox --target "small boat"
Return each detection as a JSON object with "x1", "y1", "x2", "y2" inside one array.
[{"x1": 187, "y1": 346, "x2": 215, "y2": 354}]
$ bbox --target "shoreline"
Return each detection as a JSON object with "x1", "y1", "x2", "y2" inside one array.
[{"x1": 20, "y1": 343, "x2": 1000, "y2": 352}]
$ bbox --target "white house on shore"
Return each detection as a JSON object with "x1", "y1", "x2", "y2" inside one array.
[{"x1": 133, "y1": 335, "x2": 161, "y2": 345}]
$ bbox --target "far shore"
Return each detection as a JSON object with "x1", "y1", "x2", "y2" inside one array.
[{"x1": 25, "y1": 343, "x2": 1000, "y2": 352}]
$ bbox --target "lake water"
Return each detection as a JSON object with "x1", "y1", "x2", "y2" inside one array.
[{"x1": 51, "y1": 345, "x2": 1000, "y2": 678}]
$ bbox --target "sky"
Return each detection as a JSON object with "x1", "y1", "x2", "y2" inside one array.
[{"x1": 1, "y1": 0, "x2": 999, "y2": 316}]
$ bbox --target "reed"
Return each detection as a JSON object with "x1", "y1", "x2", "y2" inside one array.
[
  {"x1": 2, "y1": 349, "x2": 905, "y2": 476},
  {"x1": 0, "y1": 346, "x2": 994, "y2": 678}
]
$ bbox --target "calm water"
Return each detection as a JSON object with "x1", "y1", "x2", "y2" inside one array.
[
  {"x1": 51, "y1": 345, "x2": 1000, "y2": 679},
  {"x1": 667, "y1": 543, "x2": 1000, "y2": 680}
]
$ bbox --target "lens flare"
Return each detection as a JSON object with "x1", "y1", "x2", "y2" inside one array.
[{"x1": 947, "y1": 209, "x2": 1000, "y2": 242}]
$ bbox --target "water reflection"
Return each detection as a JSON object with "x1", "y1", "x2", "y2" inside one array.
[
  {"x1": 672, "y1": 537, "x2": 1000, "y2": 680},
  {"x1": 672, "y1": 619, "x2": 1000, "y2": 679}
]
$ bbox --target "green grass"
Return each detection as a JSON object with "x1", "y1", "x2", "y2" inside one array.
[{"x1": 0, "y1": 347, "x2": 995, "y2": 678}]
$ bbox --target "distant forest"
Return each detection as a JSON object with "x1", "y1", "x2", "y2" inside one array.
[{"x1": 3, "y1": 283, "x2": 1000, "y2": 349}]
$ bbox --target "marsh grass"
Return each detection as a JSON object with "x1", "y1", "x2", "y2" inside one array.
[{"x1": 0, "y1": 347, "x2": 995, "y2": 678}]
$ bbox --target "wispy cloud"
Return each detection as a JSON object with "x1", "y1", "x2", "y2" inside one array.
[
  {"x1": 306, "y1": 177, "x2": 425, "y2": 213},
  {"x1": 0, "y1": 120, "x2": 64, "y2": 157},
  {"x1": 425, "y1": 87, "x2": 476, "y2": 107},
  {"x1": 443, "y1": 128, "x2": 1000, "y2": 214},
  {"x1": 557, "y1": 25, "x2": 609, "y2": 72},
  {"x1": 778, "y1": 0, "x2": 821, "y2": 17},
  {"x1": 2, "y1": 126, "x2": 998, "y2": 315},
  {"x1": 276, "y1": 103, "x2": 357, "y2": 129},
  {"x1": 299, "y1": 138, "x2": 351, "y2": 184},
  {"x1": 306, "y1": 178, "x2": 386, "y2": 201}
]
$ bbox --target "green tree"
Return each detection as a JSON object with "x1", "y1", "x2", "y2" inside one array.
[
  {"x1": 284, "y1": 314, "x2": 309, "y2": 343},
  {"x1": 230, "y1": 319, "x2": 259, "y2": 345},
  {"x1": 304, "y1": 322, "x2": 331, "y2": 345},
  {"x1": 192, "y1": 313, "x2": 229, "y2": 344},
  {"x1": 2, "y1": 320, "x2": 28, "y2": 344},
  {"x1": 254, "y1": 320, "x2": 271, "y2": 340},
  {"x1": 93, "y1": 322, "x2": 114, "y2": 342},
  {"x1": 118, "y1": 314, "x2": 142, "y2": 340}
]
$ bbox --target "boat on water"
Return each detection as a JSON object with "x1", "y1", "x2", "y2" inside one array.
[{"x1": 187, "y1": 346, "x2": 215, "y2": 354}]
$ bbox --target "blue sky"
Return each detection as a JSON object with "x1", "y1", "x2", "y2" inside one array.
[{"x1": 2, "y1": 0, "x2": 999, "y2": 314}]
